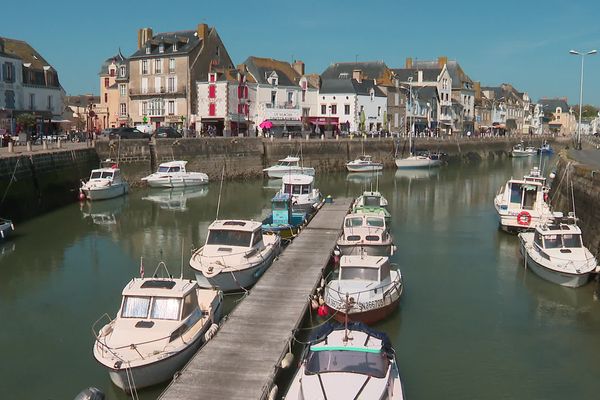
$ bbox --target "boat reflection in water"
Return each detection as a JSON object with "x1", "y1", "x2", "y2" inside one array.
[
  {"x1": 346, "y1": 171, "x2": 383, "y2": 185},
  {"x1": 142, "y1": 186, "x2": 209, "y2": 212},
  {"x1": 0, "y1": 241, "x2": 16, "y2": 258},
  {"x1": 394, "y1": 168, "x2": 439, "y2": 181},
  {"x1": 80, "y1": 196, "x2": 128, "y2": 226},
  {"x1": 263, "y1": 179, "x2": 284, "y2": 191}
]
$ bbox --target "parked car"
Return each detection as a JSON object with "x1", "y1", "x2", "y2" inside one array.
[
  {"x1": 100, "y1": 128, "x2": 117, "y2": 138},
  {"x1": 154, "y1": 127, "x2": 182, "y2": 138},
  {"x1": 109, "y1": 127, "x2": 151, "y2": 140}
]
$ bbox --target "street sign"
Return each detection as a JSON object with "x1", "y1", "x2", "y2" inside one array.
[{"x1": 143, "y1": 116, "x2": 148, "y2": 123}]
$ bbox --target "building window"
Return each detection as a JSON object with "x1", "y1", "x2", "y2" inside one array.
[
  {"x1": 142, "y1": 77, "x2": 148, "y2": 94},
  {"x1": 155, "y1": 59, "x2": 162, "y2": 74},
  {"x1": 169, "y1": 58, "x2": 175, "y2": 72},
  {"x1": 377, "y1": 106, "x2": 381, "y2": 116},
  {"x1": 168, "y1": 77, "x2": 175, "y2": 93},
  {"x1": 109, "y1": 69, "x2": 115, "y2": 77},
  {"x1": 119, "y1": 84, "x2": 126, "y2": 97},
  {"x1": 5, "y1": 90, "x2": 15, "y2": 108},
  {"x1": 159, "y1": 43, "x2": 164, "y2": 53},
  {"x1": 120, "y1": 103, "x2": 127, "y2": 116},
  {"x1": 173, "y1": 42, "x2": 178, "y2": 52},
  {"x1": 287, "y1": 91, "x2": 293, "y2": 105},
  {"x1": 209, "y1": 103, "x2": 216, "y2": 116},
  {"x1": 145, "y1": 46, "x2": 151, "y2": 55},
  {"x1": 104, "y1": 93, "x2": 108, "y2": 103},
  {"x1": 120, "y1": 66, "x2": 126, "y2": 77},
  {"x1": 209, "y1": 85, "x2": 216, "y2": 98},
  {"x1": 104, "y1": 77, "x2": 109, "y2": 88},
  {"x1": 321, "y1": 104, "x2": 326, "y2": 114},
  {"x1": 302, "y1": 90, "x2": 306, "y2": 102},
  {"x1": 3, "y1": 62, "x2": 15, "y2": 82},
  {"x1": 271, "y1": 91, "x2": 276, "y2": 105},
  {"x1": 331, "y1": 104, "x2": 337, "y2": 115},
  {"x1": 148, "y1": 98, "x2": 163, "y2": 116},
  {"x1": 142, "y1": 60, "x2": 148, "y2": 75},
  {"x1": 29, "y1": 93, "x2": 35, "y2": 110},
  {"x1": 168, "y1": 100, "x2": 175, "y2": 115},
  {"x1": 47, "y1": 95, "x2": 52, "y2": 110},
  {"x1": 142, "y1": 101, "x2": 147, "y2": 115},
  {"x1": 344, "y1": 104, "x2": 350, "y2": 115}
]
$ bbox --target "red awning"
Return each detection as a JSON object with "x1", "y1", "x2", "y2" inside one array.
[{"x1": 307, "y1": 116, "x2": 339, "y2": 125}]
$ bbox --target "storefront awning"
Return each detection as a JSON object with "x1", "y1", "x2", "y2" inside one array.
[{"x1": 271, "y1": 120, "x2": 302, "y2": 126}]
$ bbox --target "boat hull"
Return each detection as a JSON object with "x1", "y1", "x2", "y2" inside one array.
[
  {"x1": 395, "y1": 157, "x2": 441, "y2": 169},
  {"x1": 194, "y1": 249, "x2": 278, "y2": 292},
  {"x1": 82, "y1": 183, "x2": 128, "y2": 201},
  {"x1": 337, "y1": 243, "x2": 394, "y2": 257},
  {"x1": 519, "y1": 238, "x2": 592, "y2": 288},
  {"x1": 264, "y1": 167, "x2": 315, "y2": 179},
  {"x1": 0, "y1": 221, "x2": 14, "y2": 240},
  {"x1": 346, "y1": 164, "x2": 384, "y2": 173},
  {"x1": 511, "y1": 151, "x2": 536, "y2": 157},
  {"x1": 327, "y1": 299, "x2": 400, "y2": 324},
  {"x1": 145, "y1": 177, "x2": 208, "y2": 188}
]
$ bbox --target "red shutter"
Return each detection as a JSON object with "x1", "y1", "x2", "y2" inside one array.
[
  {"x1": 209, "y1": 103, "x2": 216, "y2": 116},
  {"x1": 244, "y1": 86, "x2": 248, "y2": 99},
  {"x1": 237, "y1": 86, "x2": 242, "y2": 98},
  {"x1": 245, "y1": 104, "x2": 249, "y2": 114},
  {"x1": 208, "y1": 85, "x2": 216, "y2": 98},
  {"x1": 238, "y1": 104, "x2": 243, "y2": 114}
]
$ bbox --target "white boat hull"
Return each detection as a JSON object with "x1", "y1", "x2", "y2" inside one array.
[
  {"x1": 264, "y1": 167, "x2": 315, "y2": 179},
  {"x1": 82, "y1": 183, "x2": 129, "y2": 201},
  {"x1": 512, "y1": 150, "x2": 536, "y2": 157},
  {"x1": 0, "y1": 221, "x2": 14, "y2": 240},
  {"x1": 194, "y1": 249, "x2": 277, "y2": 292},
  {"x1": 346, "y1": 164, "x2": 384, "y2": 172},
  {"x1": 145, "y1": 177, "x2": 208, "y2": 188},
  {"x1": 395, "y1": 157, "x2": 441, "y2": 169}
]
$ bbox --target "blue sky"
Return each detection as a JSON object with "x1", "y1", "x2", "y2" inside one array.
[{"x1": 4, "y1": 0, "x2": 600, "y2": 105}]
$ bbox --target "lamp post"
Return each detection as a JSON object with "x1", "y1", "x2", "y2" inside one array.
[{"x1": 569, "y1": 49, "x2": 597, "y2": 150}]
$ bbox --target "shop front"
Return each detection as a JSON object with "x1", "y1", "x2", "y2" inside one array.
[{"x1": 307, "y1": 116, "x2": 339, "y2": 136}]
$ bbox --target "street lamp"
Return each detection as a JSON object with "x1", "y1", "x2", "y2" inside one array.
[{"x1": 569, "y1": 49, "x2": 597, "y2": 149}]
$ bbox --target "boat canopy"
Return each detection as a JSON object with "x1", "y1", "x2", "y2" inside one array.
[
  {"x1": 308, "y1": 322, "x2": 393, "y2": 354},
  {"x1": 90, "y1": 169, "x2": 118, "y2": 180},
  {"x1": 157, "y1": 161, "x2": 188, "y2": 173}
]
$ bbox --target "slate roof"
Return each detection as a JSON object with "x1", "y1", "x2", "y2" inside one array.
[
  {"x1": 539, "y1": 98, "x2": 570, "y2": 112},
  {"x1": 99, "y1": 50, "x2": 126, "y2": 75},
  {"x1": 320, "y1": 61, "x2": 392, "y2": 85},
  {"x1": 129, "y1": 30, "x2": 200, "y2": 59},
  {"x1": 412, "y1": 86, "x2": 438, "y2": 102},
  {"x1": 0, "y1": 36, "x2": 53, "y2": 69},
  {"x1": 65, "y1": 95, "x2": 100, "y2": 106},
  {"x1": 242, "y1": 56, "x2": 302, "y2": 87},
  {"x1": 481, "y1": 84, "x2": 527, "y2": 105},
  {"x1": 320, "y1": 78, "x2": 386, "y2": 97},
  {"x1": 411, "y1": 59, "x2": 473, "y2": 90},
  {"x1": 392, "y1": 68, "x2": 442, "y2": 82}
]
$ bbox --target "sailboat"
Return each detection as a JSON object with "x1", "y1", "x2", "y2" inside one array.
[
  {"x1": 346, "y1": 139, "x2": 384, "y2": 172},
  {"x1": 394, "y1": 132, "x2": 442, "y2": 169}
]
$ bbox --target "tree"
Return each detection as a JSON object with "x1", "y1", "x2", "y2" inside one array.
[
  {"x1": 16, "y1": 113, "x2": 36, "y2": 132},
  {"x1": 572, "y1": 104, "x2": 598, "y2": 119}
]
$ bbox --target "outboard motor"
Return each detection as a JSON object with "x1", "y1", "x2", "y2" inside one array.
[{"x1": 74, "y1": 387, "x2": 105, "y2": 400}]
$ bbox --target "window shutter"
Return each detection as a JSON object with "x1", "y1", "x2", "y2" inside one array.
[{"x1": 209, "y1": 103, "x2": 216, "y2": 116}]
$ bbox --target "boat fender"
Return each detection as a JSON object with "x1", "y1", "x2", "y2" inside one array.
[
  {"x1": 318, "y1": 295, "x2": 325, "y2": 306},
  {"x1": 280, "y1": 352, "x2": 294, "y2": 369},
  {"x1": 267, "y1": 385, "x2": 278, "y2": 400},
  {"x1": 543, "y1": 193, "x2": 548, "y2": 202},
  {"x1": 317, "y1": 304, "x2": 328, "y2": 317},
  {"x1": 204, "y1": 323, "x2": 219, "y2": 342},
  {"x1": 549, "y1": 172, "x2": 556, "y2": 179},
  {"x1": 320, "y1": 277, "x2": 326, "y2": 288},
  {"x1": 73, "y1": 387, "x2": 105, "y2": 400},
  {"x1": 78, "y1": 191, "x2": 86, "y2": 201}
]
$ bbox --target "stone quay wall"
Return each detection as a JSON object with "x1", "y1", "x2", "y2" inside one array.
[
  {"x1": 0, "y1": 148, "x2": 99, "y2": 221},
  {"x1": 550, "y1": 152, "x2": 600, "y2": 258},
  {"x1": 96, "y1": 135, "x2": 568, "y2": 185}
]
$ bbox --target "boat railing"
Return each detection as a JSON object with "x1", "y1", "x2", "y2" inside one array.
[
  {"x1": 527, "y1": 242, "x2": 597, "y2": 270},
  {"x1": 325, "y1": 271, "x2": 402, "y2": 310},
  {"x1": 193, "y1": 243, "x2": 271, "y2": 272}
]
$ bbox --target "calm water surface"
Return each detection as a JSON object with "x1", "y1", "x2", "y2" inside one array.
[{"x1": 2, "y1": 156, "x2": 600, "y2": 399}]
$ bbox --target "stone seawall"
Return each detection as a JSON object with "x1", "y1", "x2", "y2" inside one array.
[
  {"x1": 0, "y1": 148, "x2": 99, "y2": 221},
  {"x1": 97, "y1": 136, "x2": 567, "y2": 185},
  {"x1": 550, "y1": 152, "x2": 600, "y2": 258}
]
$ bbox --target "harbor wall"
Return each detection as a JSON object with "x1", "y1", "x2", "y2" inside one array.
[
  {"x1": 0, "y1": 148, "x2": 99, "y2": 221},
  {"x1": 95, "y1": 136, "x2": 568, "y2": 185},
  {"x1": 550, "y1": 152, "x2": 600, "y2": 258}
]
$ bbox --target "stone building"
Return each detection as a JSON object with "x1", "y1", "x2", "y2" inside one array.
[
  {"x1": 538, "y1": 98, "x2": 576, "y2": 135},
  {"x1": 99, "y1": 51, "x2": 128, "y2": 128}
]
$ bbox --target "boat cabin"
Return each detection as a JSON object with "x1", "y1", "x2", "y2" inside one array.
[
  {"x1": 343, "y1": 214, "x2": 389, "y2": 244},
  {"x1": 276, "y1": 156, "x2": 300, "y2": 167},
  {"x1": 270, "y1": 193, "x2": 293, "y2": 226},
  {"x1": 534, "y1": 217, "x2": 583, "y2": 251},
  {"x1": 356, "y1": 191, "x2": 386, "y2": 208},
  {"x1": 498, "y1": 179, "x2": 545, "y2": 211},
  {"x1": 337, "y1": 255, "x2": 391, "y2": 283},
  {"x1": 205, "y1": 220, "x2": 264, "y2": 249},
  {"x1": 282, "y1": 174, "x2": 314, "y2": 196},
  {"x1": 90, "y1": 168, "x2": 121, "y2": 182},
  {"x1": 157, "y1": 161, "x2": 188, "y2": 174},
  {"x1": 119, "y1": 278, "x2": 199, "y2": 326}
]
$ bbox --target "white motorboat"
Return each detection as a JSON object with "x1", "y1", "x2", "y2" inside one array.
[
  {"x1": 511, "y1": 142, "x2": 537, "y2": 157},
  {"x1": 324, "y1": 255, "x2": 403, "y2": 324},
  {"x1": 346, "y1": 155, "x2": 384, "y2": 172},
  {"x1": 263, "y1": 156, "x2": 315, "y2": 178},
  {"x1": 0, "y1": 217, "x2": 15, "y2": 240},
  {"x1": 494, "y1": 177, "x2": 552, "y2": 232},
  {"x1": 336, "y1": 214, "x2": 395, "y2": 256},
  {"x1": 395, "y1": 150, "x2": 442, "y2": 169},
  {"x1": 189, "y1": 220, "x2": 281, "y2": 292},
  {"x1": 80, "y1": 164, "x2": 129, "y2": 201},
  {"x1": 285, "y1": 322, "x2": 405, "y2": 400},
  {"x1": 278, "y1": 174, "x2": 321, "y2": 212},
  {"x1": 518, "y1": 214, "x2": 597, "y2": 287},
  {"x1": 141, "y1": 160, "x2": 209, "y2": 188},
  {"x1": 142, "y1": 187, "x2": 208, "y2": 211},
  {"x1": 353, "y1": 190, "x2": 389, "y2": 209},
  {"x1": 93, "y1": 262, "x2": 223, "y2": 392}
]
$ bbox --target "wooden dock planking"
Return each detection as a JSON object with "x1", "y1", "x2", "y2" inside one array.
[{"x1": 159, "y1": 198, "x2": 351, "y2": 400}]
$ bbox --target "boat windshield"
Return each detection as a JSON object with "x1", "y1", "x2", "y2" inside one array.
[
  {"x1": 121, "y1": 296, "x2": 151, "y2": 318},
  {"x1": 305, "y1": 348, "x2": 388, "y2": 378},
  {"x1": 278, "y1": 161, "x2": 290, "y2": 166},
  {"x1": 273, "y1": 201, "x2": 288, "y2": 210},
  {"x1": 543, "y1": 235, "x2": 561, "y2": 249},
  {"x1": 101, "y1": 171, "x2": 114, "y2": 179},
  {"x1": 363, "y1": 196, "x2": 380, "y2": 207},
  {"x1": 150, "y1": 297, "x2": 181, "y2": 320},
  {"x1": 366, "y1": 217, "x2": 384, "y2": 228},
  {"x1": 340, "y1": 266, "x2": 379, "y2": 281},
  {"x1": 158, "y1": 166, "x2": 170, "y2": 172},
  {"x1": 90, "y1": 171, "x2": 101, "y2": 179},
  {"x1": 284, "y1": 184, "x2": 311, "y2": 195},
  {"x1": 345, "y1": 217, "x2": 364, "y2": 228},
  {"x1": 207, "y1": 229, "x2": 253, "y2": 247},
  {"x1": 544, "y1": 233, "x2": 582, "y2": 249},
  {"x1": 169, "y1": 167, "x2": 180, "y2": 172},
  {"x1": 562, "y1": 234, "x2": 582, "y2": 248}
]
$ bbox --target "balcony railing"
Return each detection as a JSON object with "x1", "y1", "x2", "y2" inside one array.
[
  {"x1": 263, "y1": 102, "x2": 299, "y2": 110},
  {"x1": 129, "y1": 87, "x2": 186, "y2": 97}
]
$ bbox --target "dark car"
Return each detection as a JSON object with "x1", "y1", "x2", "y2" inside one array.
[
  {"x1": 109, "y1": 127, "x2": 150, "y2": 140},
  {"x1": 154, "y1": 127, "x2": 182, "y2": 138}
]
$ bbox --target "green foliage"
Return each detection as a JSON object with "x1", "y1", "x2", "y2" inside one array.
[
  {"x1": 16, "y1": 113, "x2": 36, "y2": 129},
  {"x1": 572, "y1": 104, "x2": 598, "y2": 119}
]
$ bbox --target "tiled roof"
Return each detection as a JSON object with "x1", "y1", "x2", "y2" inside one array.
[
  {"x1": 243, "y1": 56, "x2": 301, "y2": 87},
  {"x1": 411, "y1": 59, "x2": 473, "y2": 90},
  {"x1": 99, "y1": 50, "x2": 126, "y2": 75},
  {"x1": 321, "y1": 61, "x2": 390, "y2": 82},
  {"x1": 320, "y1": 78, "x2": 386, "y2": 97},
  {"x1": 392, "y1": 68, "x2": 442, "y2": 82},
  {"x1": 65, "y1": 95, "x2": 100, "y2": 106},
  {"x1": 539, "y1": 98, "x2": 570, "y2": 112},
  {"x1": 130, "y1": 30, "x2": 200, "y2": 59}
]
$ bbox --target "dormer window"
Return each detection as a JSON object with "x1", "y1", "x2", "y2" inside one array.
[
  {"x1": 173, "y1": 42, "x2": 178, "y2": 52},
  {"x1": 120, "y1": 66, "x2": 126, "y2": 77},
  {"x1": 159, "y1": 43, "x2": 164, "y2": 53},
  {"x1": 145, "y1": 46, "x2": 151, "y2": 54},
  {"x1": 370, "y1": 88, "x2": 375, "y2": 101},
  {"x1": 339, "y1": 72, "x2": 349, "y2": 79}
]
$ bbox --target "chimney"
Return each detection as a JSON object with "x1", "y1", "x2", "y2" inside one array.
[
  {"x1": 353, "y1": 69, "x2": 362, "y2": 83},
  {"x1": 437, "y1": 56, "x2": 448, "y2": 67},
  {"x1": 405, "y1": 57, "x2": 413, "y2": 69},
  {"x1": 292, "y1": 60, "x2": 305, "y2": 76},
  {"x1": 197, "y1": 23, "x2": 209, "y2": 42},
  {"x1": 137, "y1": 28, "x2": 153, "y2": 50},
  {"x1": 474, "y1": 81, "x2": 481, "y2": 99}
]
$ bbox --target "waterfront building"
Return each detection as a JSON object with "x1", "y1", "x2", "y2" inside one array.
[
  {"x1": 0, "y1": 36, "x2": 64, "y2": 135},
  {"x1": 481, "y1": 84, "x2": 531, "y2": 135},
  {"x1": 538, "y1": 98, "x2": 576, "y2": 135},
  {"x1": 65, "y1": 95, "x2": 101, "y2": 132},
  {"x1": 126, "y1": 23, "x2": 234, "y2": 133},
  {"x1": 99, "y1": 51, "x2": 128, "y2": 128}
]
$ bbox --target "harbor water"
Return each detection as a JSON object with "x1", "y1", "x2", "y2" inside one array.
[{"x1": 2, "y1": 156, "x2": 600, "y2": 399}]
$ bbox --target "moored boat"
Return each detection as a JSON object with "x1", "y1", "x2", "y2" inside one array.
[
  {"x1": 80, "y1": 163, "x2": 129, "y2": 201},
  {"x1": 353, "y1": 190, "x2": 388, "y2": 209},
  {"x1": 494, "y1": 176, "x2": 552, "y2": 232},
  {"x1": 518, "y1": 214, "x2": 597, "y2": 287},
  {"x1": 0, "y1": 217, "x2": 15, "y2": 240},
  {"x1": 538, "y1": 140, "x2": 553, "y2": 154},
  {"x1": 263, "y1": 156, "x2": 315, "y2": 178},
  {"x1": 284, "y1": 322, "x2": 405, "y2": 399},
  {"x1": 189, "y1": 220, "x2": 281, "y2": 292},
  {"x1": 324, "y1": 255, "x2": 403, "y2": 324},
  {"x1": 511, "y1": 142, "x2": 537, "y2": 157},
  {"x1": 92, "y1": 262, "x2": 223, "y2": 392},
  {"x1": 141, "y1": 160, "x2": 209, "y2": 188},
  {"x1": 277, "y1": 174, "x2": 322, "y2": 213},
  {"x1": 336, "y1": 213, "x2": 395, "y2": 256},
  {"x1": 395, "y1": 150, "x2": 443, "y2": 168},
  {"x1": 346, "y1": 155, "x2": 384, "y2": 172},
  {"x1": 262, "y1": 193, "x2": 308, "y2": 241}
]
